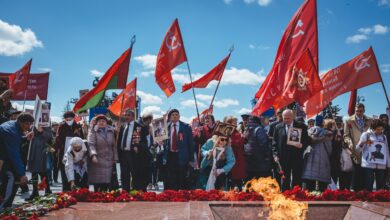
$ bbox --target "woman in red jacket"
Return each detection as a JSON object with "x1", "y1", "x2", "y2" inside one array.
[{"x1": 224, "y1": 116, "x2": 247, "y2": 190}]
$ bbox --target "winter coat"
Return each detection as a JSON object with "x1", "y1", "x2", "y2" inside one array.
[
  {"x1": 63, "y1": 141, "x2": 88, "y2": 182},
  {"x1": 344, "y1": 114, "x2": 372, "y2": 164},
  {"x1": 0, "y1": 121, "x2": 26, "y2": 177},
  {"x1": 200, "y1": 139, "x2": 236, "y2": 174},
  {"x1": 27, "y1": 127, "x2": 52, "y2": 173},
  {"x1": 356, "y1": 129, "x2": 390, "y2": 170},
  {"x1": 55, "y1": 121, "x2": 84, "y2": 162},
  {"x1": 302, "y1": 126, "x2": 333, "y2": 183},
  {"x1": 229, "y1": 131, "x2": 247, "y2": 180},
  {"x1": 87, "y1": 125, "x2": 118, "y2": 184},
  {"x1": 244, "y1": 122, "x2": 273, "y2": 173},
  {"x1": 330, "y1": 129, "x2": 344, "y2": 173}
]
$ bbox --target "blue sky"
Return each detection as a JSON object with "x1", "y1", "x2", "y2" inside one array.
[{"x1": 0, "y1": 0, "x2": 389, "y2": 122}]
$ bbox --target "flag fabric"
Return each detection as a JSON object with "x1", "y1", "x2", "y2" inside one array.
[
  {"x1": 8, "y1": 59, "x2": 32, "y2": 94},
  {"x1": 274, "y1": 49, "x2": 322, "y2": 109},
  {"x1": 0, "y1": 72, "x2": 49, "y2": 100},
  {"x1": 182, "y1": 53, "x2": 231, "y2": 93},
  {"x1": 252, "y1": 0, "x2": 318, "y2": 116},
  {"x1": 305, "y1": 47, "x2": 382, "y2": 118},
  {"x1": 348, "y1": 90, "x2": 358, "y2": 116},
  {"x1": 155, "y1": 18, "x2": 188, "y2": 97},
  {"x1": 108, "y1": 78, "x2": 137, "y2": 117},
  {"x1": 190, "y1": 105, "x2": 214, "y2": 127},
  {"x1": 73, "y1": 47, "x2": 132, "y2": 113}
]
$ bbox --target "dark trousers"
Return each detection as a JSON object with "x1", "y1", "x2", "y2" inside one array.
[
  {"x1": 331, "y1": 170, "x2": 352, "y2": 190},
  {"x1": 304, "y1": 179, "x2": 328, "y2": 192},
  {"x1": 74, "y1": 172, "x2": 88, "y2": 189},
  {"x1": 164, "y1": 152, "x2": 187, "y2": 190},
  {"x1": 53, "y1": 153, "x2": 60, "y2": 182},
  {"x1": 0, "y1": 171, "x2": 18, "y2": 209},
  {"x1": 93, "y1": 184, "x2": 110, "y2": 192},
  {"x1": 149, "y1": 161, "x2": 159, "y2": 185},
  {"x1": 280, "y1": 158, "x2": 303, "y2": 191},
  {"x1": 362, "y1": 167, "x2": 386, "y2": 191},
  {"x1": 119, "y1": 151, "x2": 133, "y2": 192},
  {"x1": 229, "y1": 179, "x2": 244, "y2": 191},
  {"x1": 31, "y1": 172, "x2": 51, "y2": 195},
  {"x1": 352, "y1": 163, "x2": 365, "y2": 191},
  {"x1": 60, "y1": 164, "x2": 70, "y2": 191}
]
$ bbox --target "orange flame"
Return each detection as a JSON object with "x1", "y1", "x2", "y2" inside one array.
[{"x1": 244, "y1": 177, "x2": 308, "y2": 220}]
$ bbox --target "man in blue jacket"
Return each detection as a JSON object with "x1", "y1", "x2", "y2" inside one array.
[
  {"x1": 0, "y1": 113, "x2": 34, "y2": 209},
  {"x1": 162, "y1": 109, "x2": 194, "y2": 190}
]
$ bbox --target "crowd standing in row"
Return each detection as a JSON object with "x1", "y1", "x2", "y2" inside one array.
[{"x1": 1, "y1": 97, "x2": 390, "y2": 209}]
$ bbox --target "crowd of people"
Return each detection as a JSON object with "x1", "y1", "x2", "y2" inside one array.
[{"x1": 1, "y1": 95, "x2": 390, "y2": 209}]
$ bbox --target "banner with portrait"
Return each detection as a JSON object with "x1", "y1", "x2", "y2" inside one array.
[
  {"x1": 366, "y1": 141, "x2": 387, "y2": 165},
  {"x1": 287, "y1": 127, "x2": 302, "y2": 148},
  {"x1": 151, "y1": 117, "x2": 168, "y2": 143}
]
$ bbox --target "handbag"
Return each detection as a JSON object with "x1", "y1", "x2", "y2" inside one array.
[{"x1": 340, "y1": 147, "x2": 354, "y2": 172}]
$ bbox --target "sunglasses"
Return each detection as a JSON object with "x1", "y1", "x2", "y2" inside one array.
[{"x1": 220, "y1": 138, "x2": 228, "y2": 142}]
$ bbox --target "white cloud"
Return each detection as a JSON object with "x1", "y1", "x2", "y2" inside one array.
[
  {"x1": 346, "y1": 34, "x2": 368, "y2": 44},
  {"x1": 37, "y1": 67, "x2": 52, "y2": 72},
  {"x1": 12, "y1": 103, "x2": 34, "y2": 111},
  {"x1": 0, "y1": 20, "x2": 43, "y2": 56},
  {"x1": 172, "y1": 73, "x2": 203, "y2": 84},
  {"x1": 196, "y1": 94, "x2": 213, "y2": 102},
  {"x1": 137, "y1": 90, "x2": 162, "y2": 105},
  {"x1": 140, "y1": 70, "x2": 154, "y2": 77},
  {"x1": 244, "y1": 0, "x2": 255, "y2": 3},
  {"x1": 248, "y1": 44, "x2": 271, "y2": 50},
  {"x1": 235, "y1": 108, "x2": 252, "y2": 114},
  {"x1": 223, "y1": 0, "x2": 233, "y2": 4},
  {"x1": 221, "y1": 67, "x2": 266, "y2": 86},
  {"x1": 180, "y1": 115, "x2": 195, "y2": 123},
  {"x1": 358, "y1": 27, "x2": 372, "y2": 35},
  {"x1": 378, "y1": 0, "x2": 390, "y2": 6},
  {"x1": 141, "y1": 105, "x2": 165, "y2": 118},
  {"x1": 90, "y1": 69, "x2": 103, "y2": 77},
  {"x1": 134, "y1": 54, "x2": 157, "y2": 69},
  {"x1": 381, "y1": 64, "x2": 390, "y2": 73},
  {"x1": 51, "y1": 116, "x2": 62, "y2": 123},
  {"x1": 180, "y1": 100, "x2": 206, "y2": 108},
  {"x1": 257, "y1": 0, "x2": 272, "y2": 6},
  {"x1": 373, "y1": 24, "x2": 389, "y2": 34},
  {"x1": 214, "y1": 99, "x2": 239, "y2": 108}
]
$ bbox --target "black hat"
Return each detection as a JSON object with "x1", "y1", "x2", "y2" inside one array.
[
  {"x1": 248, "y1": 115, "x2": 261, "y2": 124},
  {"x1": 168, "y1": 109, "x2": 180, "y2": 119},
  {"x1": 335, "y1": 116, "x2": 343, "y2": 124},
  {"x1": 63, "y1": 111, "x2": 75, "y2": 119}
]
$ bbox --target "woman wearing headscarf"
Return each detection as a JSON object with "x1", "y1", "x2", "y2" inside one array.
[
  {"x1": 87, "y1": 115, "x2": 118, "y2": 192},
  {"x1": 200, "y1": 124, "x2": 236, "y2": 190},
  {"x1": 302, "y1": 115, "x2": 333, "y2": 192},
  {"x1": 63, "y1": 137, "x2": 88, "y2": 189}
]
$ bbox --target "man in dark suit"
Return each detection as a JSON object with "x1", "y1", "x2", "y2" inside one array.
[
  {"x1": 272, "y1": 109, "x2": 309, "y2": 191},
  {"x1": 117, "y1": 109, "x2": 148, "y2": 191},
  {"x1": 162, "y1": 109, "x2": 194, "y2": 190}
]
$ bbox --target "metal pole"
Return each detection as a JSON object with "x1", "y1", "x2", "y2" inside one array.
[{"x1": 186, "y1": 61, "x2": 200, "y2": 121}]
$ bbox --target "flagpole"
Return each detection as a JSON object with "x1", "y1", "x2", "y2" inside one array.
[
  {"x1": 209, "y1": 46, "x2": 234, "y2": 110},
  {"x1": 22, "y1": 58, "x2": 32, "y2": 111},
  {"x1": 185, "y1": 61, "x2": 200, "y2": 121}
]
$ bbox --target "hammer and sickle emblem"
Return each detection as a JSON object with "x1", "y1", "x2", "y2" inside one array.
[
  {"x1": 165, "y1": 32, "x2": 181, "y2": 52},
  {"x1": 292, "y1": 20, "x2": 305, "y2": 39},
  {"x1": 354, "y1": 55, "x2": 371, "y2": 72},
  {"x1": 14, "y1": 71, "x2": 25, "y2": 84}
]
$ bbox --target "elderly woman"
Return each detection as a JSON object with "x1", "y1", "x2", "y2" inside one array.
[
  {"x1": 356, "y1": 119, "x2": 390, "y2": 191},
  {"x1": 302, "y1": 115, "x2": 333, "y2": 192},
  {"x1": 87, "y1": 114, "x2": 118, "y2": 192},
  {"x1": 200, "y1": 134, "x2": 236, "y2": 190},
  {"x1": 63, "y1": 137, "x2": 88, "y2": 189}
]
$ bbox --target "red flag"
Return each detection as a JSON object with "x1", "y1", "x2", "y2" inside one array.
[
  {"x1": 348, "y1": 90, "x2": 357, "y2": 116},
  {"x1": 108, "y1": 78, "x2": 137, "y2": 117},
  {"x1": 8, "y1": 59, "x2": 32, "y2": 94},
  {"x1": 0, "y1": 72, "x2": 49, "y2": 100},
  {"x1": 182, "y1": 53, "x2": 231, "y2": 93},
  {"x1": 73, "y1": 47, "x2": 132, "y2": 113},
  {"x1": 252, "y1": 0, "x2": 318, "y2": 116},
  {"x1": 305, "y1": 47, "x2": 382, "y2": 118},
  {"x1": 155, "y1": 19, "x2": 187, "y2": 97},
  {"x1": 274, "y1": 49, "x2": 322, "y2": 109}
]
